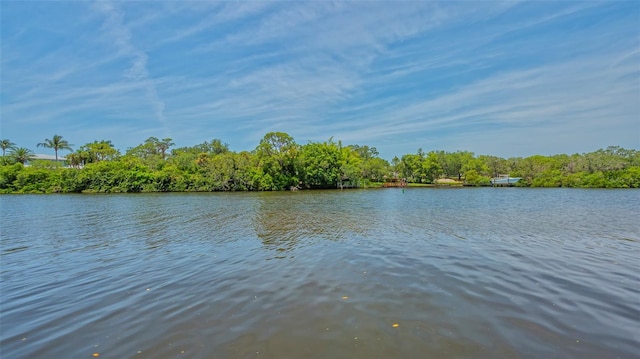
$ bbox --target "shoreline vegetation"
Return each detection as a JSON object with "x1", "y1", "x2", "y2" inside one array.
[{"x1": 1, "y1": 132, "x2": 639, "y2": 193}]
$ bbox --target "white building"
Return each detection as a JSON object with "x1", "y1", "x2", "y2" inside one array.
[{"x1": 25, "y1": 154, "x2": 68, "y2": 166}]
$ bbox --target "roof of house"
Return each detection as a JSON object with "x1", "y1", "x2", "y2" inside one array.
[{"x1": 32, "y1": 154, "x2": 67, "y2": 161}]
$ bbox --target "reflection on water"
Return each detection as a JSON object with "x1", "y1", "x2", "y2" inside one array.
[
  {"x1": 253, "y1": 191, "x2": 373, "y2": 257},
  {"x1": 1, "y1": 189, "x2": 639, "y2": 359}
]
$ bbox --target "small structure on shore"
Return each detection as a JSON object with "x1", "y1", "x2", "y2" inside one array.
[
  {"x1": 491, "y1": 175, "x2": 521, "y2": 187},
  {"x1": 383, "y1": 178, "x2": 407, "y2": 188}
]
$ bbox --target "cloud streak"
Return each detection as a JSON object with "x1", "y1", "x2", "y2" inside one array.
[
  {"x1": 92, "y1": 1, "x2": 167, "y2": 131},
  {"x1": 1, "y1": 1, "x2": 638, "y2": 157}
]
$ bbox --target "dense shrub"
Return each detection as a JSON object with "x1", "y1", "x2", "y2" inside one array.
[{"x1": 1, "y1": 136, "x2": 637, "y2": 192}]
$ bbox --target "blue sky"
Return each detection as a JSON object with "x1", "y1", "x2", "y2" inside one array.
[{"x1": 1, "y1": 1, "x2": 638, "y2": 160}]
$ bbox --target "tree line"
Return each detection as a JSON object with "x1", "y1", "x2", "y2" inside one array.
[{"x1": 1, "y1": 133, "x2": 639, "y2": 193}]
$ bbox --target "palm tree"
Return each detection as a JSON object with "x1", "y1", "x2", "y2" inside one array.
[
  {"x1": 1, "y1": 139, "x2": 16, "y2": 157},
  {"x1": 10, "y1": 147, "x2": 34, "y2": 165},
  {"x1": 37, "y1": 134, "x2": 73, "y2": 161},
  {"x1": 66, "y1": 151, "x2": 89, "y2": 168},
  {"x1": 158, "y1": 138, "x2": 174, "y2": 160}
]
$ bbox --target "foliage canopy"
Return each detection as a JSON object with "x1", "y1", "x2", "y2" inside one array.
[{"x1": 1, "y1": 133, "x2": 638, "y2": 193}]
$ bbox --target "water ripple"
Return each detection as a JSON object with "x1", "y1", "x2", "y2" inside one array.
[{"x1": 1, "y1": 189, "x2": 638, "y2": 358}]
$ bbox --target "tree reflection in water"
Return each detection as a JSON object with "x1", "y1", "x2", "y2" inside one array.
[{"x1": 252, "y1": 191, "x2": 372, "y2": 258}]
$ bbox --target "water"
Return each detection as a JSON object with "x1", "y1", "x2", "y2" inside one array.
[{"x1": 1, "y1": 188, "x2": 638, "y2": 359}]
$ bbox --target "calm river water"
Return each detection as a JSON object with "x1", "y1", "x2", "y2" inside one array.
[{"x1": 1, "y1": 188, "x2": 638, "y2": 358}]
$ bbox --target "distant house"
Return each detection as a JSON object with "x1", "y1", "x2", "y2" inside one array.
[{"x1": 25, "y1": 154, "x2": 68, "y2": 167}]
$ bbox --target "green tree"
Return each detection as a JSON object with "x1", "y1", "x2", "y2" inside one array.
[
  {"x1": 37, "y1": 134, "x2": 73, "y2": 161},
  {"x1": 0, "y1": 163, "x2": 23, "y2": 192},
  {"x1": 14, "y1": 166, "x2": 60, "y2": 193},
  {"x1": 206, "y1": 139, "x2": 230, "y2": 155},
  {"x1": 172, "y1": 139, "x2": 229, "y2": 157},
  {"x1": 10, "y1": 147, "x2": 35, "y2": 165},
  {"x1": 66, "y1": 152, "x2": 89, "y2": 168},
  {"x1": 582, "y1": 147, "x2": 628, "y2": 172},
  {"x1": 462, "y1": 157, "x2": 490, "y2": 185},
  {"x1": 391, "y1": 156, "x2": 403, "y2": 178},
  {"x1": 531, "y1": 169, "x2": 563, "y2": 187},
  {"x1": 349, "y1": 144, "x2": 389, "y2": 182},
  {"x1": 299, "y1": 140, "x2": 343, "y2": 188},
  {"x1": 422, "y1": 151, "x2": 443, "y2": 183},
  {"x1": 2, "y1": 133, "x2": 638, "y2": 192},
  {"x1": 227, "y1": 151, "x2": 256, "y2": 190},
  {"x1": 512, "y1": 155, "x2": 560, "y2": 185},
  {"x1": 1, "y1": 139, "x2": 16, "y2": 157},
  {"x1": 438, "y1": 151, "x2": 474, "y2": 180},
  {"x1": 400, "y1": 152, "x2": 423, "y2": 183},
  {"x1": 255, "y1": 132, "x2": 299, "y2": 189},
  {"x1": 365, "y1": 157, "x2": 391, "y2": 182},
  {"x1": 618, "y1": 167, "x2": 640, "y2": 188},
  {"x1": 126, "y1": 137, "x2": 173, "y2": 169},
  {"x1": 463, "y1": 169, "x2": 490, "y2": 186},
  {"x1": 349, "y1": 145, "x2": 378, "y2": 161},
  {"x1": 127, "y1": 137, "x2": 160, "y2": 159},
  {"x1": 67, "y1": 140, "x2": 120, "y2": 167},
  {"x1": 338, "y1": 144, "x2": 362, "y2": 187},
  {"x1": 158, "y1": 138, "x2": 174, "y2": 160},
  {"x1": 81, "y1": 140, "x2": 120, "y2": 162},
  {"x1": 480, "y1": 155, "x2": 508, "y2": 179}
]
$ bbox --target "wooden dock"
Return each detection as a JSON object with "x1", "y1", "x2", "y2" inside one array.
[{"x1": 383, "y1": 178, "x2": 407, "y2": 188}]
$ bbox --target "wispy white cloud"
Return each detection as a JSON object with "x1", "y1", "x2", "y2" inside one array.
[
  {"x1": 157, "y1": 1, "x2": 278, "y2": 46},
  {"x1": 92, "y1": 1, "x2": 167, "y2": 131},
  {"x1": 328, "y1": 51, "x2": 639, "y2": 157},
  {"x1": 1, "y1": 1, "x2": 638, "y2": 157}
]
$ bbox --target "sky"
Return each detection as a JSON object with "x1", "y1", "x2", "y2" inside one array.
[{"x1": 1, "y1": 1, "x2": 639, "y2": 160}]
